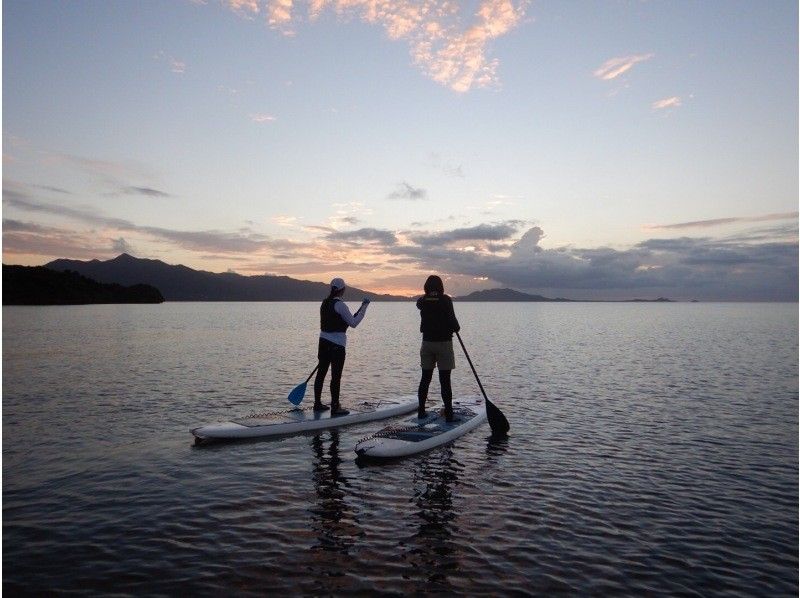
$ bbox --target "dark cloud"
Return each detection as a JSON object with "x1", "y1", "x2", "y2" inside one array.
[
  {"x1": 388, "y1": 182, "x2": 427, "y2": 200},
  {"x1": 390, "y1": 224, "x2": 798, "y2": 301},
  {"x1": 112, "y1": 238, "x2": 134, "y2": 254},
  {"x1": 327, "y1": 228, "x2": 398, "y2": 245},
  {"x1": 121, "y1": 186, "x2": 172, "y2": 198},
  {"x1": 3, "y1": 219, "x2": 52, "y2": 233},
  {"x1": 409, "y1": 221, "x2": 523, "y2": 246},
  {"x1": 303, "y1": 225, "x2": 337, "y2": 234},
  {"x1": 339, "y1": 216, "x2": 360, "y2": 225}
]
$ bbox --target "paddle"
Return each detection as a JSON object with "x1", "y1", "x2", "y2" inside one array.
[
  {"x1": 287, "y1": 365, "x2": 319, "y2": 406},
  {"x1": 455, "y1": 331, "x2": 510, "y2": 437}
]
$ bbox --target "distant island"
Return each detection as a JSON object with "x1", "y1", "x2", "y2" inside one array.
[
  {"x1": 456, "y1": 288, "x2": 571, "y2": 302},
  {"x1": 3, "y1": 265, "x2": 164, "y2": 305},
  {"x1": 456, "y1": 288, "x2": 674, "y2": 302},
  {"x1": 44, "y1": 254, "x2": 409, "y2": 302}
]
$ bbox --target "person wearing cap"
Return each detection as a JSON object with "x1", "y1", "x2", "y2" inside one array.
[
  {"x1": 313, "y1": 277, "x2": 370, "y2": 416},
  {"x1": 416, "y1": 274, "x2": 460, "y2": 422}
]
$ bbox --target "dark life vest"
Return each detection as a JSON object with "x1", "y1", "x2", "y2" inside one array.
[
  {"x1": 321, "y1": 297, "x2": 348, "y2": 332},
  {"x1": 417, "y1": 293, "x2": 460, "y2": 341}
]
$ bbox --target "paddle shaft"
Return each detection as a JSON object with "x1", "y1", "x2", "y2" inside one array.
[
  {"x1": 304, "y1": 364, "x2": 319, "y2": 384},
  {"x1": 455, "y1": 332, "x2": 489, "y2": 403}
]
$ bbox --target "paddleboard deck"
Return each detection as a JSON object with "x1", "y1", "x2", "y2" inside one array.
[
  {"x1": 354, "y1": 396, "x2": 487, "y2": 459},
  {"x1": 191, "y1": 397, "x2": 417, "y2": 444}
]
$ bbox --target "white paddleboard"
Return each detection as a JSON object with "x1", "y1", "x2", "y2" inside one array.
[
  {"x1": 354, "y1": 396, "x2": 487, "y2": 459},
  {"x1": 191, "y1": 397, "x2": 417, "y2": 443}
]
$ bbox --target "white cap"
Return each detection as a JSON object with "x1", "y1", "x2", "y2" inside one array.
[{"x1": 330, "y1": 277, "x2": 346, "y2": 290}]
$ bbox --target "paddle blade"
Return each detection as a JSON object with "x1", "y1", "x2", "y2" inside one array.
[
  {"x1": 485, "y1": 398, "x2": 510, "y2": 437},
  {"x1": 287, "y1": 382, "x2": 307, "y2": 406}
]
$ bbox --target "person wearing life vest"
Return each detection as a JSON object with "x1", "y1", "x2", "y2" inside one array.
[
  {"x1": 416, "y1": 275, "x2": 460, "y2": 422},
  {"x1": 314, "y1": 277, "x2": 370, "y2": 416}
]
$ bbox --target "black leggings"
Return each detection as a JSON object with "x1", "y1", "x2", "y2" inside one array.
[
  {"x1": 418, "y1": 368, "x2": 452, "y2": 410},
  {"x1": 314, "y1": 338, "x2": 346, "y2": 406}
]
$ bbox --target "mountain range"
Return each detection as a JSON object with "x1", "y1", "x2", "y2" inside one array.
[
  {"x1": 44, "y1": 254, "x2": 409, "y2": 302},
  {"x1": 36, "y1": 254, "x2": 671, "y2": 303}
]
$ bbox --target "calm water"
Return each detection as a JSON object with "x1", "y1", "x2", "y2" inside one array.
[{"x1": 3, "y1": 302, "x2": 798, "y2": 596}]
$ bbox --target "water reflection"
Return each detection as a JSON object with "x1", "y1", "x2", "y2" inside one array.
[
  {"x1": 486, "y1": 434, "x2": 509, "y2": 460},
  {"x1": 405, "y1": 448, "x2": 461, "y2": 592},
  {"x1": 309, "y1": 430, "x2": 358, "y2": 555}
]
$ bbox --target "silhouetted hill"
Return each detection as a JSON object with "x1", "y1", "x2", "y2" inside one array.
[
  {"x1": 455, "y1": 288, "x2": 571, "y2": 302},
  {"x1": 3, "y1": 265, "x2": 164, "y2": 305},
  {"x1": 44, "y1": 254, "x2": 409, "y2": 302}
]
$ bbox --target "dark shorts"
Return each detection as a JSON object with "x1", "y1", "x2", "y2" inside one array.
[
  {"x1": 420, "y1": 340, "x2": 455, "y2": 370},
  {"x1": 318, "y1": 337, "x2": 346, "y2": 363}
]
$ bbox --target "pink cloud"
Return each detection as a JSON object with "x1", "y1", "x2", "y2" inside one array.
[
  {"x1": 593, "y1": 53, "x2": 654, "y2": 80},
  {"x1": 223, "y1": 0, "x2": 530, "y2": 92},
  {"x1": 652, "y1": 96, "x2": 682, "y2": 110}
]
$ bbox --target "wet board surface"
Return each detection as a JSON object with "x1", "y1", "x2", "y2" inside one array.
[
  {"x1": 354, "y1": 397, "x2": 487, "y2": 459},
  {"x1": 192, "y1": 397, "x2": 417, "y2": 443}
]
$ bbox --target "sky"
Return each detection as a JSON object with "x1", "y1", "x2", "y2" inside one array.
[{"x1": 2, "y1": 0, "x2": 798, "y2": 300}]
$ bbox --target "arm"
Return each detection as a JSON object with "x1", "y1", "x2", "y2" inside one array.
[{"x1": 335, "y1": 299, "x2": 368, "y2": 328}]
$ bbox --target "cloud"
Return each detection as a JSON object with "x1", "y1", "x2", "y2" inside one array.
[
  {"x1": 593, "y1": 53, "x2": 654, "y2": 80},
  {"x1": 409, "y1": 221, "x2": 523, "y2": 246},
  {"x1": 121, "y1": 186, "x2": 172, "y2": 198},
  {"x1": 3, "y1": 186, "x2": 307, "y2": 255},
  {"x1": 327, "y1": 227, "x2": 398, "y2": 245},
  {"x1": 3, "y1": 219, "x2": 123, "y2": 260},
  {"x1": 387, "y1": 223, "x2": 798, "y2": 300},
  {"x1": 250, "y1": 113, "x2": 277, "y2": 123},
  {"x1": 429, "y1": 152, "x2": 465, "y2": 178},
  {"x1": 46, "y1": 153, "x2": 151, "y2": 181},
  {"x1": 227, "y1": 1, "x2": 530, "y2": 92},
  {"x1": 112, "y1": 238, "x2": 134, "y2": 253},
  {"x1": 154, "y1": 51, "x2": 186, "y2": 74},
  {"x1": 43, "y1": 153, "x2": 165, "y2": 195},
  {"x1": 646, "y1": 212, "x2": 798, "y2": 230},
  {"x1": 3, "y1": 218, "x2": 53, "y2": 233},
  {"x1": 272, "y1": 215, "x2": 300, "y2": 227},
  {"x1": 328, "y1": 201, "x2": 372, "y2": 228},
  {"x1": 227, "y1": 0, "x2": 260, "y2": 14},
  {"x1": 652, "y1": 96, "x2": 681, "y2": 110},
  {"x1": 33, "y1": 185, "x2": 71, "y2": 194},
  {"x1": 388, "y1": 181, "x2": 427, "y2": 200},
  {"x1": 722, "y1": 223, "x2": 799, "y2": 243},
  {"x1": 244, "y1": 259, "x2": 386, "y2": 275},
  {"x1": 267, "y1": 0, "x2": 293, "y2": 29},
  {"x1": 4, "y1": 188, "x2": 134, "y2": 229}
]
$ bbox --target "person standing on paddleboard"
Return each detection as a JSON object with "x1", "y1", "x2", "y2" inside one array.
[
  {"x1": 314, "y1": 278, "x2": 370, "y2": 416},
  {"x1": 417, "y1": 275, "x2": 460, "y2": 422}
]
